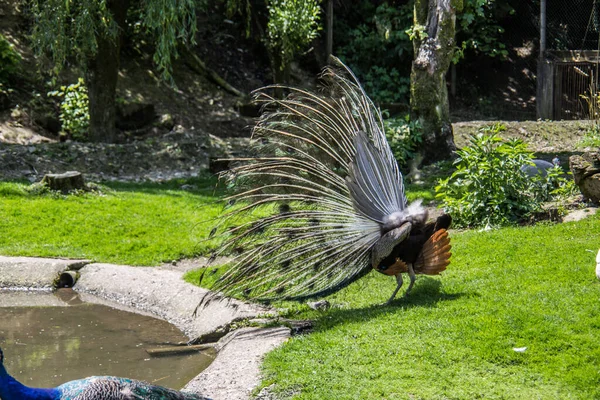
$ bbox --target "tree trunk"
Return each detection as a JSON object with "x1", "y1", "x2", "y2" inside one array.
[
  {"x1": 85, "y1": 0, "x2": 129, "y2": 143},
  {"x1": 410, "y1": 0, "x2": 462, "y2": 163},
  {"x1": 326, "y1": 0, "x2": 333, "y2": 61},
  {"x1": 271, "y1": 51, "x2": 290, "y2": 99}
]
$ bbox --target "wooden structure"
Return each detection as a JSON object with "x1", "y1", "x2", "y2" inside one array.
[{"x1": 538, "y1": 51, "x2": 600, "y2": 120}]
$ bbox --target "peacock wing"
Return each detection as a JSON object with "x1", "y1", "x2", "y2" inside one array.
[
  {"x1": 413, "y1": 228, "x2": 452, "y2": 275},
  {"x1": 208, "y1": 57, "x2": 406, "y2": 301}
]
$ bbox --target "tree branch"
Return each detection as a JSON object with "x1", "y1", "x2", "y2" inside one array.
[{"x1": 182, "y1": 46, "x2": 245, "y2": 97}]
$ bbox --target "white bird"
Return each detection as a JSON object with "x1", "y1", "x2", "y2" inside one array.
[{"x1": 596, "y1": 250, "x2": 600, "y2": 279}]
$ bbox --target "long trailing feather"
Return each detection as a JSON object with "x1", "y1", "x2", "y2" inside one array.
[{"x1": 208, "y1": 57, "x2": 411, "y2": 301}]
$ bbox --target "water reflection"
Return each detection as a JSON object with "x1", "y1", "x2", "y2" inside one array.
[{"x1": 0, "y1": 289, "x2": 214, "y2": 389}]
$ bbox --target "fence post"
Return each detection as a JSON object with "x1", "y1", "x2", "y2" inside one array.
[{"x1": 537, "y1": 0, "x2": 548, "y2": 119}]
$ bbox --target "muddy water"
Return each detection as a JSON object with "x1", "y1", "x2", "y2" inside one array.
[{"x1": 0, "y1": 289, "x2": 214, "y2": 390}]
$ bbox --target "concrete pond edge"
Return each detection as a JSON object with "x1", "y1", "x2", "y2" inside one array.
[{"x1": 0, "y1": 256, "x2": 291, "y2": 400}]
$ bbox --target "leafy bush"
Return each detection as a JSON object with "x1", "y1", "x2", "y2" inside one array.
[
  {"x1": 48, "y1": 78, "x2": 90, "y2": 141},
  {"x1": 436, "y1": 124, "x2": 575, "y2": 228},
  {"x1": 454, "y1": 0, "x2": 510, "y2": 62},
  {"x1": 336, "y1": 2, "x2": 413, "y2": 103},
  {"x1": 533, "y1": 165, "x2": 578, "y2": 201},
  {"x1": 384, "y1": 114, "x2": 422, "y2": 167},
  {"x1": 0, "y1": 34, "x2": 20, "y2": 82},
  {"x1": 266, "y1": 0, "x2": 320, "y2": 71}
]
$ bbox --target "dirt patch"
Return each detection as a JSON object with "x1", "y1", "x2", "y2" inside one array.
[{"x1": 0, "y1": 118, "x2": 594, "y2": 184}]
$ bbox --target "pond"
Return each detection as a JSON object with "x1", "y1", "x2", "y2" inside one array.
[{"x1": 0, "y1": 289, "x2": 214, "y2": 390}]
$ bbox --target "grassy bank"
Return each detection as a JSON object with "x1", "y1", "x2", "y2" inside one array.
[
  {"x1": 3, "y1": 174, "x2": 599, "y2": 398},
  {"x1": 244, "y1": 215, "x2": 600, "y2": 399},
  {"x1": 0, "y1": 178, "x2": 435, "y2": 266},
  {"x1": 0, "y1": 178, "x2": 224, "y2": 265}
]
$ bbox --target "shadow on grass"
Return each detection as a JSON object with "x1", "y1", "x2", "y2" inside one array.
[
  {"x1": 311, "y1": 279, "x2": 470, "y2": 332},
  {"x1": 102, "y1": 175, "x2": 222, "y2": 197}
]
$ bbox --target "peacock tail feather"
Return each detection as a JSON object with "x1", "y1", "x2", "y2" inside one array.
[
  {"x1": 208, "y1": 57, "x2": 416, "y2": 302},
  {"x1": 57, "y1": 376, "x2": 205, "y2": 399}
]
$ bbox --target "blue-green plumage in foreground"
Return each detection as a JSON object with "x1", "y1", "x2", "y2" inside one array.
[{"x1": 0, "y1": 347, "x2": 210, "y2": 400}]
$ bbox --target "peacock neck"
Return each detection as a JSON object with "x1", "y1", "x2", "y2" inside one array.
[{"x1": 0, "y1": 364, "x2": 60, "y2": 400}]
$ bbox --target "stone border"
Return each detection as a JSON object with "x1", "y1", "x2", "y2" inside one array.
[{"x1": 0, "y1": 256, "x2": 291, "y2": 399}]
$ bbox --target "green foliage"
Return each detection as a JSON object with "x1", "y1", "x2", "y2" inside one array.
[
  {"x1": 454, "y1": 0, "x2": 510, "y2": 62},
  {"x1": 30, "y1": 0, "x2": 119, "y2": 74},
  {"x1": 383, "y1": 114, "x2": 422, "y2": 167},
  {"x1": 436, "y1": 124, "x2": 574, "y2": 228},
  {"x1": 0, "y1": 34, "x2": 20, "y2": 82},
  {"x1": 138, "y1": 0, "x2": 198, "y2": 79},
  {"x1": 48, "y1": 78, "x2": 90, "y2": 141},
  {"x1": 266, "y1": 0, "x2": 321, "y2": 71},
  {"x1": 336, "y1": 2, "x2": 413, "y2": 103},
  {"x1": 579, "y1": 84, "x2": 600, "y2": 147},
  {"x1": 579, "y1": 126, "x2": 600, "y2": 148},
  {"x1": 535, "y1": 165, "x2": 579, "y2": 200},
  {"x1": 29, "y1": 0, "x2": 197, "y2": 80}
]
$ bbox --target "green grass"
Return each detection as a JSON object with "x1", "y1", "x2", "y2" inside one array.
[
  {"x1": 5, "y1": 174, "x2": 600, "y2": 398},
  {"x1": 190, "y1": 215, "x2": 600, "y2": 399},
  {"x1": 0, "y1": 178, "x2": 225, "y2": 265}
]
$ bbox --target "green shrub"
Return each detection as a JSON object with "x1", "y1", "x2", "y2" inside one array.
[
  {"x1": 48, "y1": 78, "x2": 90, "y2": 141},
  {"x1": 532, "y1": 165, "x2": 579, "y2": 201},
  {"x1": 383, "y1": 114, "x2": 422, "y2": 167},
  {"x1": 336, "y1": 2, "x2": 413, "y2": 103},
  {"x1": 266, "y1": 0, "x2": 321, "y2": 71},
  {"x1": 435, "y1": 124, "x2": 575, "y2": 228},
  {"x1": 0, "y1": 34, "x2": 20, "y2": 82}
]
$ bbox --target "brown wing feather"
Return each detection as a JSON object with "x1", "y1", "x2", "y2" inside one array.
[
  {"x1": 378, "y1": 258, "x2": 409, "y2": 276},
  {"x1": 414, "y1": 229, "x2": 452, "y2": 275}
]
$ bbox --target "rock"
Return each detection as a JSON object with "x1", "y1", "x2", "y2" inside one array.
[
  {"x1": 116, "y1": 102, "x2": 157, "y2": 130},
  {"x1": 74, "y1": 263, "x2": 270, "y2": 339},
  {"x1": 307, "y1": 299, "x2": 330, "y2": 311},
  {"x1": 41, "y1": 171, "x2": 86, "y2": 193},
  {"x1": 569, "y1": 152, "x2": 600, "y2": 203},
  {"x1": 0, "y1": 256, "x2": 90, "y2": 289},
  {"x1": 157, "y1": 113, "x2": 175, "y2": 130}
]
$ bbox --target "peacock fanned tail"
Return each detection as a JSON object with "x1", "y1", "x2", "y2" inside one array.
[{"x1": 208, "y1": 57, "x2": 414, "y2": 302}]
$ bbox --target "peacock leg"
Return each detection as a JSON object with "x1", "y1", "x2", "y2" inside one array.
[
  {"x1": 385, "y1": 273, "x2": 404, "y2": 305},
  {"x1": 405, "y1": 263, "x2": 416, "y2": 296}
]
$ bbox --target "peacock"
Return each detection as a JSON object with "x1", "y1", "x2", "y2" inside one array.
[
  {"x1": 0, "y1": 347, "x2": 210, "y2": 400},
  {"x1": 208, "y1": 57, "x2": 452, "y2": 305}
]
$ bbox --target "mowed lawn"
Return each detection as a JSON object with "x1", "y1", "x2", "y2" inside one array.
[
  {"x1": 252, "y1": 214, "x2": 600, "y2": 399},
  {"x1": 0, "y1": 178, "x2": 224, "y2": 265},
  {"x1": 2, "y1": 178, "x2": 599, "y2": 398}
]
